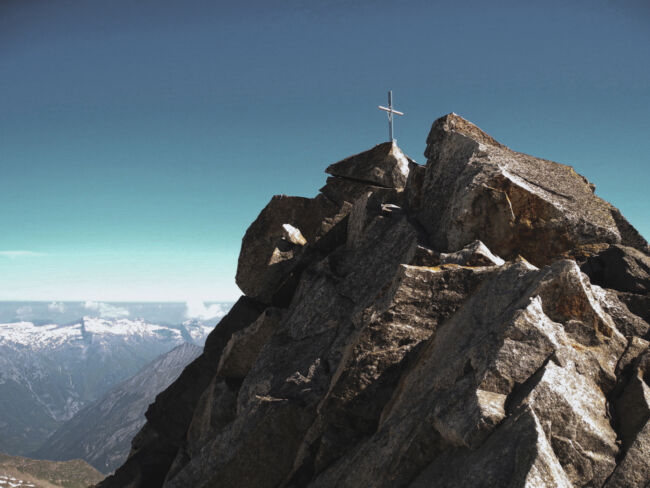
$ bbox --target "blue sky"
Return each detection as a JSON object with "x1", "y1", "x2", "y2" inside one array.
[{"x1": 1, "y1": 0, "x2": 648, "y2": 301}]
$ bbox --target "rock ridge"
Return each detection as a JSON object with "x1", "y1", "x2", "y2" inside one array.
[{"x1": 98, "y1": 113, "x2": 649, "y2": 488}]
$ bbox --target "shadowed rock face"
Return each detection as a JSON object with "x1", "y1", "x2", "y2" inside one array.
[{"x1": 98, "y1": 114, "x2": 650, "y2": 488}]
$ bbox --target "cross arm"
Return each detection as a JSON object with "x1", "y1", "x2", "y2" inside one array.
[{"x1": 378, "y1": 105, "x2": 404, "y2": 116}]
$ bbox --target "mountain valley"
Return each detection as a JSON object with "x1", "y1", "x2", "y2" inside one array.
[{"x1": 0, "y1": 302, "x2": 230, "y2": 458}]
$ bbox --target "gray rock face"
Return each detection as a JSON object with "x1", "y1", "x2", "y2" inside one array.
[
  {"x1": 583, "y1": 244, "x2": 650, "y2": 293},
  {"x1": 582, "y1": 244, "x2": 650, "y2": 340},
  {"x1": 235, "y1": 194, "x2": 345, "y2": 303},
  {"x1": 416, "y1": 113, "x2": 648, "y2": 266},
  {"x1": 98, "y1": 114, "x2": 650, "y2": 488},
  {"x1": 325, "y1": 141, "x2": 412, "y2": 188},
  {"x1": 409, "y1": 407, "x2": 574, "y2": 488},
  {"x1": 216, "y1": 308, "x2": 282, "y2": 380}
]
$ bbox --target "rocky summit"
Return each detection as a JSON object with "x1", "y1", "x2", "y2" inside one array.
[{"x1": 98, "y1": 114, "x2": 650, "y2": 488}]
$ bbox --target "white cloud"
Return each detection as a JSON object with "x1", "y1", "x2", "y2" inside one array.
[
  {"x1": 0, "y1": 250, "x2": 45, "y2": 259},
  {"x1": 84, "y1": 301, "x2": 130, "y2": 319},
  {"x1": 16, "y1": 305, "x2": 33, "y2": 319},
  {"x1": 48, "y1": 302, "x2": 66, "y2": 313},
  {"x1": 185, "y1": 300, "x2": 227, "y2": 320}
]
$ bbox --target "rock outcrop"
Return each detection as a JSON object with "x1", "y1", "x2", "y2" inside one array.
[
  {"x1": 98, "y1": 114, "x2": 649, "y2": 488},
  {"x1": 415, "y1": 114, "x2": 648, "y2": 266}
]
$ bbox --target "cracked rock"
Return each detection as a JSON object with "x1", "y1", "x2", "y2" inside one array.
[{"x1": 98, "y1": 114, "x2": 650, "y2": 488}]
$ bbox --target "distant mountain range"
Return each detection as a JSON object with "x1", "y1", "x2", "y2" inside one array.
[
  {"x1": 0, "y1": 301, "x2": 229, "y2": 326},
  {"x1": 34, "y1": 343, "x2": 203, "y2": 473},
  {"x1": 0, "y1": 301, "x2": 232, "y2": 457}
]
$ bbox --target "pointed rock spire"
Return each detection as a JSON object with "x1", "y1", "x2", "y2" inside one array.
[
  {"x1": 326, "y1": 141, "x2": 412, "y2": 188},
  {"x1": 414, "y1": 112, "x2": 649, "y2": 265},
  {"x1": 425, "y1": 112, "x2": 504, "y2": 160}
]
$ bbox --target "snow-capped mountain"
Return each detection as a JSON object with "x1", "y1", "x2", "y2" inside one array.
[{"x1": 0, "y1": 301, "x2": 232, "y2": 456}]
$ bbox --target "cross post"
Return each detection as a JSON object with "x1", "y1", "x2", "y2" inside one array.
[{"x1": 378, "y1": 90, "x2": 404, "y2": 142}]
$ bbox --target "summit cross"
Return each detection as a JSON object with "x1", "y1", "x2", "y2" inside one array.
[{"x1": 378, "y1": 90, "x2": 404, "y2": 142}]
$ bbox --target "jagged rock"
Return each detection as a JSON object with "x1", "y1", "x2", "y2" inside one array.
[
  {"x1": 409, "y1": 240, "x2": 504, "y2": 268},
  {"x1": 96, "y1": 296, "x2": 265, "y2": 488},
  {"x1": 411, "y1": 244, "x2": 441, "y2": 266},
  {"x1": 617, "y1": 336, "x2": 649, "y2": 376},
  {"x1": 285, "y1": 263, "x2": 498, "y2": 485},
  {"x1": 237, "y1": 142, "x2": 418, "y2": 304},
  {"x1": 282, "y1": 224, "x2": 307, "y2": 246},
  {"x1": 308, "y1": 260, "x2": 626, "y2": 488},
  {"x1": 617, "y1": 292, "x2": 650, "y2": 326},
  {"x1": 319, "y1": 176, "x2": 386, "y2": 207},
  {"x1": 99, "y1": 114, "x2": 650, "y2": 488},
  {"x1": 346, "y1": 188, "x2": 402, "y2": 248},
  {"x1": 325, "y1": 141, "x2": 412, "y2": 188},
  {"x1": 593, "y1": 287, "x2": 650, "y2": 339},
  {"x1": 614, "y1": 374, "x2": 650, "y2": 450},
  {"x1": 179, "y1": 377, "x2": 237, "y2": 467},
  {"x1": 380, "y1": 203, "x2": 402, "y2": 216},
  {"x1": 638, "y1": 349, "x2": 650, "y2": 383},
  {"x1": 404, "y1": 159, "x2": 426, "y2": 214},
  {"x1": 583, "y1": 244, "x2": 650, "y2": 293},
  {"x1": 217, "y1": 308, "x2": 282, "y2": 379},
  {"x1": 409, "y1": 408, "x2": 573, "y2": 488},
  {"x1": 512, "y1": 359, "x2": 618, "y2": 486},
  {"x1": 439, "y1": 239, "x2": 505, "y2": 267},
  {"x1": 156, "y1": 213, "x2": 421, "y2": 488},
  {"x1": 582, "y1": 245, "x2": 650, "y2": 337},
  {"x1": 412, "y1": 113, "x2": 649, "y2": 265},
  {"x1": 604, "y1": 420, "x2": 650, "y2": 488},
  {"x1": 236, "y1": 194, "x2": 344, "y2": 303}
]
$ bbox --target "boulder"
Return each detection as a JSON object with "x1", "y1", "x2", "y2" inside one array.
[
  {"x1": 617, "y1": 291, "x2": 650, "y2": 325},
  {"x1": 409, "y1": 408, "x2": 573, "y2": 488},
  {"x1": 604, "y1": 420, "x2": 650, "y2": 487},
  {"x1": 281, "y1": 224, "x2": 307, "y2": 246},
  {"x1": 582, "y1": 244, "x2": 650, "y2": 293},
  {"x1": 411, "y1": 113, "x2": 649, "y2": 265},
  {"x1": 346, "y1": 188, "x2": 403, "y2": 248},
  {"x1": 319, "y1": 176, "x2": 386, "y2": 207},
  {"x1": 325, "y1": 141, "x2": 412, "y2": 188},
  {"x1": 614, "y1": 373, "x2": 650, "y2": 450},
  {"x1": 410, "y1": 240, "x2": 504, "y2": 268},
  {"x1": 217, "y1": 308, "x2": 282, "y2": 380},
  {"x1": 593, "y1": 287, "x2": 649, "y2": 339},
  {"x1": 439, "y1": 239, "x2": 505, "y2": 267},
  {"x1": 235, "y1": 194, "x2": 345, "y2": 303},
  {"x1": 617, "y1": 336, "x2": 649, "y2": 376}
]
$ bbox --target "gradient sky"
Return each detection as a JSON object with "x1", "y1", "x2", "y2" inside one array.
[{"x1": 1, "y1": 0, "x2": 648, "y2": 301}]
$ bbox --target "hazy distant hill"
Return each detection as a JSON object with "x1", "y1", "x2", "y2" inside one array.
[
  {"x1": 34, "y1": 343, "x2": 203, "y2": 473},
  {"x1": 0, "y1": 452, "x2": 104, "y2": 488},
  {"x1": 0, "y1": 301, "x2": 231, "y2": 455}
]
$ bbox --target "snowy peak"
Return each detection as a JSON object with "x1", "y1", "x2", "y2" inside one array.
[
  {"x1": 82, "y1": 317, "x2": 181, "y2": 338},
  {"x1": 0, "y1": 317, "x2": 212, "y2": 349},
  {"x1": 0, "y1": 305, "x2": 229, "y2": 456},
  {"x1": 0, "y1": 322, "x2": 81, "y2": 349}
]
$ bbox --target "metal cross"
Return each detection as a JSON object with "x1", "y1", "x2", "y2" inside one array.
[{"x1": 378, "y1": 90, "x2": 404, "y2": 142}]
